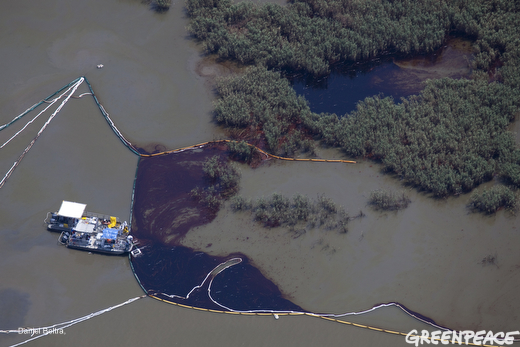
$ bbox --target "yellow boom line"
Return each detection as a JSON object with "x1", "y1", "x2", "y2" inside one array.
[{"x1": 139, "y1": 139, "x2": 356, "y2": 164}]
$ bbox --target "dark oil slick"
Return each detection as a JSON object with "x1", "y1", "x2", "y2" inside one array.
[
  {"x1": 290, "y1": 37, "x2": 474, "y2": 115},
  {"x1": 130, "y1": 144, "x2": 304, "y2": 312}
]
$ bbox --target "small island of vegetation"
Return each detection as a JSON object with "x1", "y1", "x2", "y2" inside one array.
[
  {"x1": 231, "y1": 192, "x2": 360, "y2": 234},
  {"x1": 368, "y1": 189, "x2": 411, "y2": 211}
]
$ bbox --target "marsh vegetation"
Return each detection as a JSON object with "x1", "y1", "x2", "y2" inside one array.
[
  {"x1": 189, "y1": 0, "x2": 520, "y2": 205},
  {"x1": 187, "y1": 0, "x2": 455, "y2": 75},
  {"x1": 368, "y1": 189, "x2": 411, "y2": 211},
  {"x1": 231, "y1": 192, "x2": 363, "y2": 234},
  {"x1": 215, "y1": 67, "x2": 315, "y2": 155},
  {"x1": 227, "y1": 140, "x2": 254, "y2": 163},
  {"x1": 142, "y1": 0, "x2": 172, "y2": 11},
  {"x1": 190, "y1": 155, "x2": 241, "y2": 209},
  {"x1": 468, "y1": 185, "x2": 517, "y2": 214},
  {"x1": 310, "y1": 78, "x2": 520, "y2": 196}
]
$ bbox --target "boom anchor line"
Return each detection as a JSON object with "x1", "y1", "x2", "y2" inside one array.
[{"x1": 0, "y1": 76, "x2": 355, "y2": 190}]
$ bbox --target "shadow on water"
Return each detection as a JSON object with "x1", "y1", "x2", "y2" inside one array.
[
  {"x1": 289, "y1": 37, "x2": 475, "y2": 115},
  {"x1": 130, "y1": 144, "x2": 304, "y2": 312}
]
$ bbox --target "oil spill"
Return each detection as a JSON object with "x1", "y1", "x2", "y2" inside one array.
[
  {"x1": 130, "y1": 144, "x2": 304, "y2": 312},
  {"x1": 131, "y1": 145, "x2": 221, "y2": 244},
  {"x1": 290, "y1": 37, "x2": 475, "y2": 115},
  {"x1": 211, "y1": 259, "x2": 304, "y2": 311}
]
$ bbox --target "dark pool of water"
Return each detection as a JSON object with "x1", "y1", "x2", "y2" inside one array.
[
  {"x1": 290, "y1": 37, "x2": 474, "y2": 116},
  {"x1": 290, "y1": 58, "x2": 402, "y2": 115}
]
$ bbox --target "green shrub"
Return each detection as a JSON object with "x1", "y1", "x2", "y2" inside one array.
[
  {"x1": 227, "y1": 140, "x2": 254, "y2": 163},
  {"x1": 368, "y1": 189, "x2": 411, "y2": 211},
  {"x1": 214, "y1": 66, "x2": 313, "y2": 155},
  {"x1": 203, "y1": 155, "x2": 240, "y2": 190},
  {"x1": 154, "y1": 0, "x2": 172, "y2": 10},
  {"x1": 468, "y1": 185, "x2": 517, "y2": 214},
  {"x1": 187, "y1": 0, "x2": 454, "y2": 75},
  {"x1": 317, "y1": 78, "x2": 520, "y2": 196},
  {"x1": 233, "y1": 192, "x2": 350, "y2": 233},
  {"x1": 191, "y1": 156, "x2": 241, "y2": 210},
  {"x1": 230, "y1": 195, "x2": 252, "y2": 211},
  {"x1": 318, "y1": 194, "x2": 338, "y2": 214}
]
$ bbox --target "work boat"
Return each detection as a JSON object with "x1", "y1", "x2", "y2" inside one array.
[{"x1": 46, "y1": 201, "x2": 135, "y2": 255}]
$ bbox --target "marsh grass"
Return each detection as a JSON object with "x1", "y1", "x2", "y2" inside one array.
[
  {"x1": 368, "y1": 189, "x2": 411, "y2": 211},
  {"x1": 227, "y1": 140, "x2": 254, "y2": 163},
  {"x1": 150, "y1": 0, "x2": 171, "y2": 12},
  {"x1": 231, "y1": 192, "x2": 354, "y2": 234},
  {"x1": 215, "y1": 67, "x2": 312, "y2": 155},
  {"x1": 186, "y1": 0, "x2": 454, "y2": 75},
  {"x1": 230, "y1": 195, "x2": 253, "y2": 211},
  {"x1": 190, "y1": 156, "x2": 241, "y2": 209},
  {"x1": 306, "y1": 78, "x2": 520, "y2": 197},
  {"x1": 468, "y1": 185, "x2": 517, "y2": 214},
  {"x1": 188, "y1": 0, "x2": 520, "y2": 199}
]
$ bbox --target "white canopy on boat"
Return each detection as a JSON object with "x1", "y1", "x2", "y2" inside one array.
[{"x1": 57, "y1": 201, "x2": 86, "y2": 219}]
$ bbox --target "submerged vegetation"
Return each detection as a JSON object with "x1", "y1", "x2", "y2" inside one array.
[
  {"x1": 187, "y1": 0, "x2": 520, "y2": 206},
  {"x1": 368, "y1": 189, "x2": 411, "y2": 211},
  {"x1": 190, "y1": 155, "x2": 241, "y2": 209},
  {"x1": 231, "y1": 193, "x2": 361, "y2": 234},
  {"x1": 468, "y1": 185, "x2": 517, "y2": 214}
]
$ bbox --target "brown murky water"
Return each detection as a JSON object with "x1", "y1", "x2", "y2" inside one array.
[{"x1": 1, "y1": 0, "x2": 519, "y2": 347}]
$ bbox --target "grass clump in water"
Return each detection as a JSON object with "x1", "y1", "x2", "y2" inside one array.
[
  {"x1": 227, "y1": 140, "x2": 254, "y2": 163},
  {"x1": 230, "y1": 195, "x2": 253, "y2": 211},
  {"x1": 232, "y1": 192, "x2": 358, "y2": 234},
  {"x1": 191, "y1": 155, "x2": 241, "y2": 209},
  {"x1": 202, "y1": 155, "x2": 240, "y2": 192},
  {"x1": 468, "y1": 185, "x2": 517, "y2": 214},
  {"x1": 368, "y1": 189, "x2": 411, "y2": 211},
  {"x1": 154, "y1": 0, "x2": 171, "y2": 9}
]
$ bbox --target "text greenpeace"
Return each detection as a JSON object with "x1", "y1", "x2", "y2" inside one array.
[{"x1": 405, "y1": 330, "x2": 519, "y2": 346}]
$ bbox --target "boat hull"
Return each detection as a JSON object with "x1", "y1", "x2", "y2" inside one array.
[
  {"x1": 47, "y1": 224, "x2": 74, "y2": 233},
  {"x1": 65, "y1": 243, "x2": 129, "y2": 255}
]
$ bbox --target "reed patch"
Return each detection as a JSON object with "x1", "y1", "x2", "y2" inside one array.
[{"x1": 231, "y1": 192, "x2": 363, "y2": 235}]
